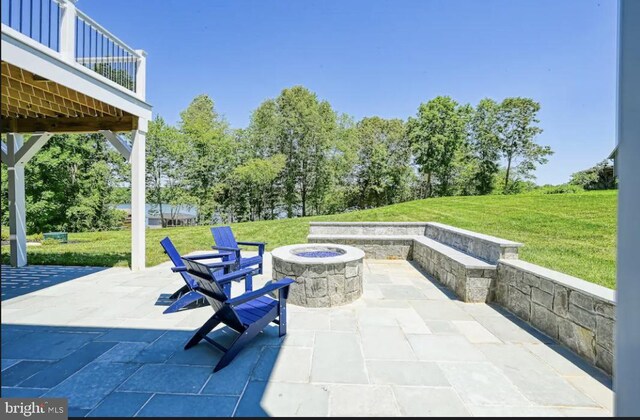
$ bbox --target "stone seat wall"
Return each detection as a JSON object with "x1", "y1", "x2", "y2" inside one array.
[
  {"x1": 308, "y1": 222, "x2": 505, "y2": 303},
  {"x1": 413, "y1": 237, "x2": 496, "y2": 302}
]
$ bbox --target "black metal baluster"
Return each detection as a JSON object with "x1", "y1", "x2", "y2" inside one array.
[
  {"x1": 75, "y1": 15, "x2": 78, "y2": 58},
  {"x1": 47, "y1": 0, "x2": 51, "y2": 48},
  {"x1": 111, "y1": 39, "x2": 115, "y2": 82},
  {"x1": 119, "y1": 45, "x2": 123, "y2": 86},
  {"x1": 131, "y1": 55, "x2": 134, "y2": 90},
  {"x1": 56, "y1": 1, "x2": 59, "y2": 51},
  {"x1": 94, "y1": 26, "x2": 98, "y2": 70},
  {"x1": 8, "y1": 0, "x2": 13, "y2": 27},
  {"x1": 134, "y1": 59, "x2": 138, "y2": 92},
  {"x1": 89, "y1": 24, "x2": 93, "y2": 69},
  {"x1": 38, "y1": 0, "x2": 42, "y2": 42},
  {"x1": 100, "y1": 33, "x2": 104, "y2": 74},
  {"x1": 19, "y1": 0, "x2": 23, "y2": 32},
  {"x1": 29, "y1": 0, "x2": 33, "y2": 37},
  {"x1": 82, "y1": 19, "x2": 86, "y2": 64}
]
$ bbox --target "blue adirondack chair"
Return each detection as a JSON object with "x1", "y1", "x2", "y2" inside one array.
[
  {"x1": 160, "y1": 237, "x2": 254, "y2": 314},
  {"x1": 211, "y1": 226, "x2": 265, "y2": 276},
  {"x1": 181, "y1": 256, "x2": 294, "y2": 372}
]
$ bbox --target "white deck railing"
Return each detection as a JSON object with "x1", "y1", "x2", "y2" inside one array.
[{"x1": 1, "y1": 0, "x2": 145, "y2": 98}]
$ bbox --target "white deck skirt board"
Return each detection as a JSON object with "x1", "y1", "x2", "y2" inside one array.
[{"x1": 1, "y1": 26, "x2": 152, "y2": 122}]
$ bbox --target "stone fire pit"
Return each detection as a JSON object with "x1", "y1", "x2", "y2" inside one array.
[{"x1": 271, "y1": 243, "x2": 364, "y2": 307}]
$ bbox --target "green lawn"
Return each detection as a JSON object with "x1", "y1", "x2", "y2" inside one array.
[{"x1": 1, "y1": 190, "x2": 617, "y2": 288}]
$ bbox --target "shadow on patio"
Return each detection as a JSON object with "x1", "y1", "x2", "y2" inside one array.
[
  {"x1": 1, "y1": 265, "x2": 108, "y2": 300},
  {"x1": 1, "y1": 323, "x2": 284, "y2": 417}
]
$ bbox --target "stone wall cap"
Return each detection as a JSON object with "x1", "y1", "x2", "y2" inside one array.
[
  {"x1": 427, "y1": 222, "x2": 524, "y2": 248},
  {"x1": 499, "y1": 259, "x2": 615, "y2": 304},
  {"x1": 307, "y1": 234, "x2": 417, "y2": 241},
  {"x1": 414, "y1": 236, "x2": 496, "y2": 269},
  {"x1": 309, "y1": 221, "x2": 429, "y2": 226}
]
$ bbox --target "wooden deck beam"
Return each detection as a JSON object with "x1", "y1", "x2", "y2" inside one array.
[{"x1": 1, "y1": 115, "x2": 139, "y2": 133}]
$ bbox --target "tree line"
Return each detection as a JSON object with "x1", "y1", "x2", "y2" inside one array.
[
  {"x1": 148, "y1": 87, "x2": 552, "y2": 225},
  {"x1": 0, "y1": 86, "x2": 553, "y2": 232}
]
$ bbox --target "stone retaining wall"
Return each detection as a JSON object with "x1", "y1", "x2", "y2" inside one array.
[
  {"x1": 308, "y1": 235, "x2": 413, "y2": 259},
  {"x1": 495, "y1": 259, "x2": 615, "y2": 374},
  {"x1": 309, "y1": 222, "x2": 428, "y2": 236}
]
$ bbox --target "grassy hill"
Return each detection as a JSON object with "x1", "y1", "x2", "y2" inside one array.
[{"x1": 1, "y1": 190, "x2": 617, "y2": 288}]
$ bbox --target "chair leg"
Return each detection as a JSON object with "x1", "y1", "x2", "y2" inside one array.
[
  {"x1": 213, "y1": 325, "x2": 260, "y2": 372},
  {"x1": 163, "y1": 291, "x2": 203, "y2": 314},
  {"x1": 245, "y1": 273, "x2": 253, "y2": 292},
  {"x1": 278, "y1": 293, "x2": 288, "y2": 337},
  {"x1": 169, "y1": 284, "x2": 191, "y2": 299},
  {"x1": 185, "y1": 314, "x2": 221, "y2": 350}
]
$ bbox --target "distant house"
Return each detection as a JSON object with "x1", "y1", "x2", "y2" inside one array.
[{"x1": 115, "y1": 204, "x2": 197, "y2": 229}]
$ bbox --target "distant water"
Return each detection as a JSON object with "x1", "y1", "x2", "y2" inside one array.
[{"x1": 114, "y1": 204, "x2": 197, "y2": 216}]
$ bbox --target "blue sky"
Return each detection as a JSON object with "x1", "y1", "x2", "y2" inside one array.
[{"x1": 79, "y1": 0, "x2": 617, "y2": 185}]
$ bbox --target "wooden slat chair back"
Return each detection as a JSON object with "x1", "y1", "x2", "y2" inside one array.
[
  {"x1": 159, "y1": 237, "x2": 205, "y2": 313},
  {"x1": 161, "y1": 237, "x2": 198, "y2": 289},
  {"x1": 211, "y1": 226, "x2": 265, "y2": 276}
]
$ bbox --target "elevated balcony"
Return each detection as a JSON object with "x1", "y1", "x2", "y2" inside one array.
[
  {"x1": 1, "y1": 0, "x2": 150, "y2": 270},
  {"x1": 1, "y1": 0, "x2": 151, "y2": 132}
]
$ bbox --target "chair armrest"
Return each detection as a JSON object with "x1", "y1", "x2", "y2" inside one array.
[
  {"x1": 188, "y1": 252, "x2": 232, "y2": 260},
  {"x1": 227, "y1": 278, "x2": 295, "y2": 307},
  {"x1": 171, "y1": 266, "x2": 187, "y2": 273},
  {"x1": 211, "y1": 245, "x2": 241, "y2": 252},
  {"x1": 237, "y1": 241, "x2": 266, "y2": 247},
  {"x1": 217, "y1": 267, "x2": 255, "y2": 283},
  {"x1": 237, "y1": 241, "x2": 266, "y2": 255}
]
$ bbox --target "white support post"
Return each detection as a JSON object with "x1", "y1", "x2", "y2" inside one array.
[
  {"x1": 130, "y1": 127, "x2": 146, "y2": 271},
  {"x1": 134, "y1": 50, "x2": 147, "y2": 101},
  {"x1": 59, "y1": 0, "x2": 77, "y2": 61},
  {"x1": 100, "y1": 130, "x2": 132, "y2": 161},
  {"x1": 615, "y1": 0, "x2": 640, "y2": 416},
  {"x1": 7, "y1": 134, "x2": 27, "y2": 268}
]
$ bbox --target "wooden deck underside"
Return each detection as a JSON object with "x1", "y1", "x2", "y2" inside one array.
[{"x1": 1, "y1": 61, "x2": 138, "y2": 133}]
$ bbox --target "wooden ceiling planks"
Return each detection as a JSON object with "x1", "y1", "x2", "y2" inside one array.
[{"x1": 1, "y1": 61, "x2": 134, "y2": 133}]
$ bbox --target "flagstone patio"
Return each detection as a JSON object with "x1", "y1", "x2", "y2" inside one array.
[{"x1": 0, "y1": 253, "x2": 613, "y2": 417}]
